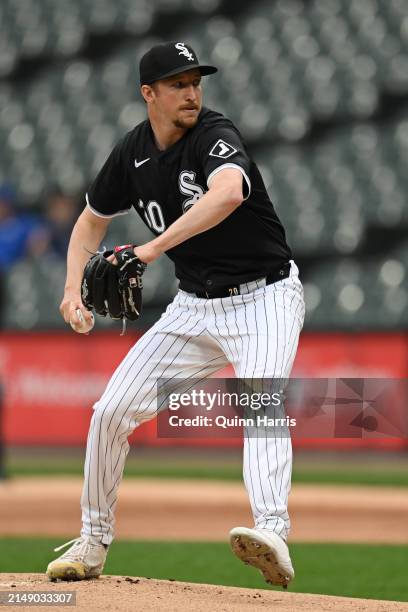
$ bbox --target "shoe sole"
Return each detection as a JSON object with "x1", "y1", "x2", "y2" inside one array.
[
  {"x1": 229, "y1": 529, "x2": 293, "y2": 588},
  {"x1": 46, "y1": 563, "x2": 101, "y2": 582}
]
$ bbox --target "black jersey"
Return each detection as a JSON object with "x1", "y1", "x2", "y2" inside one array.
[{"x1": 86, "y1": 107, "x2": 292, "y2": 293}]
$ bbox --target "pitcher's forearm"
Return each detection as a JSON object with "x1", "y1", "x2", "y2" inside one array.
[
  {"x1": 153, "y1": 185, "x2": 242, "y2": 254},
  {"x1": 64, "y1": 212, "x2": 109, "y2": 294}
]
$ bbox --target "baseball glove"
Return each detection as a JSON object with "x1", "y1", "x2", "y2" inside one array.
[{"x1": 81, "y1": 245, "x2": 146, "y2": 324}]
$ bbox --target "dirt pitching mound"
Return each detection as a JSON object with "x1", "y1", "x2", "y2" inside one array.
[{"x1": 0, "y1": 574, "x2": 407, "y2": 612}]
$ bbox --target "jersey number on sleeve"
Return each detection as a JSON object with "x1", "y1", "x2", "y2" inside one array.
[{"x1": 137, "y1": 199, "x2": 166, "y2": 233}]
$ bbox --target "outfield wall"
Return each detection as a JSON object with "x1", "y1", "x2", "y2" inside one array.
[{"x1": 1, "y1": 331, "x2": 407, "y2": 449}]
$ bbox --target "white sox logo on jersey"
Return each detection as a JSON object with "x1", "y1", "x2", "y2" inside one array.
[
  {"x1": 179, "y1": 171, "x2": 205, "y2": 212},
  {"x1": 209, "y1": 139, "x2": 237, "y2": 159},
  {"x1": 175, "y1": 43, "x2": 195, "y2": 62}
]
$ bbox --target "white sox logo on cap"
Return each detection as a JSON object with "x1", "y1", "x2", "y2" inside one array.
[
  {"x1": 139, "y1": 41, "x2": 217, "y2": 85},
  {"x1": 209, "y1": 139, "x2": 237, "y2": 159},
  {"x1": 175, "y1": 42, "x2": 195, "y2": 62}
]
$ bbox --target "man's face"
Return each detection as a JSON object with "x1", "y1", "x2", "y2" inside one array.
[{"x1": 146, "y1": 69, "x2": 203, "y2": 129}]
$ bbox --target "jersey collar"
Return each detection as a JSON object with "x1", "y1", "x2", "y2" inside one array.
[{"x1": 146, "y1": 110, "x2": 205, "y2": 159}]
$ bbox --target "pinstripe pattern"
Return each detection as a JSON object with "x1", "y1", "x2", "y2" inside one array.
[
  {"x1": 80, "y1": 261, "x2": 304, "y2": 546},
  {"x1": 205, "y1": 262, "x2": 304, "y2": 541}
]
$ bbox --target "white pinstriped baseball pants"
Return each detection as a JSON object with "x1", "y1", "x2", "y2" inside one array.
[{"x1": 80, "y1": 261, "x2": 305, "y2": 545}]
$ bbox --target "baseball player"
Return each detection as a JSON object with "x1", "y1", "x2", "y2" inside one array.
[{"x1": 46, "y1": 41, "x2": 305, "y2": 588}]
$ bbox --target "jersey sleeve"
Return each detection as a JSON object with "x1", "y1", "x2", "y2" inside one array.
[
  {"x1": 197, "y1": 123, "x2": 251, "y2": 200},
  {"x1": 86, "y1": 140, "x2": 131, "y2": 218}
]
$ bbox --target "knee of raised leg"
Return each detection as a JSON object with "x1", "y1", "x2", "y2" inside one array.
[{"x1": 92, "y1": 400, "x2": 127, "y2": 430}]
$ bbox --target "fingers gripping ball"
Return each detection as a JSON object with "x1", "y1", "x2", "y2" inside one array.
[{"x1": 70, "y1": 309, "x2": 95, "y2": 334}]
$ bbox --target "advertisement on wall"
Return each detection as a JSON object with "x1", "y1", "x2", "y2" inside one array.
[{"x1": 0, "y1": 332, "x2": 407, "y2": 448}]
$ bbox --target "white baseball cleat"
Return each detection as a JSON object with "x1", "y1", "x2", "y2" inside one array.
[
  {"x1": 229, "y1": 526, "x2": 295, "y2": 588},
  {"x1": 46, "y1": 536, "x2": 108, "y2": 581}
]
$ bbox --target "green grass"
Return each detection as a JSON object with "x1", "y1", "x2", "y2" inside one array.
[
  {"x1": 5, "y1": 448, "x2": 408, "y2": 487},
  {"x1": 1, "y1": 538, "x2": 407, "y2": 603},
  {"x1": 5, "y1": 460, "x2": 408, "y2": 487}
]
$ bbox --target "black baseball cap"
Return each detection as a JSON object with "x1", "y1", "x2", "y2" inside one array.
[{"x1": 139, "y1": 41, "x2": 218, "y2": 85}]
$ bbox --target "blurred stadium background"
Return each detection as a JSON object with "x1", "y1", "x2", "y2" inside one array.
[
  {"x1": 1, "y1": 0, "x2": 408, "y2": 330},
  {"x1": 0, "y1": 0, "x2": 408, "y2": 603}
]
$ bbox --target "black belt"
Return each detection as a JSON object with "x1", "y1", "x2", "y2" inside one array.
[{"x1": 183, "y1": 262, "x2": 291, "y2": 299}]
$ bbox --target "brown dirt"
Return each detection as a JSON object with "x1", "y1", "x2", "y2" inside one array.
[
  {"x1": 0, "y1": 573, "x2": 407, "y2": 612},
  {"x1": 0, "y1": 478, "x2": 407, "y2": 543}
]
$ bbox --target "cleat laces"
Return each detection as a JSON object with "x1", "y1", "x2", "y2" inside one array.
[{"x1": 53, "y1": 537, "x2": 90, "y2": 561}]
